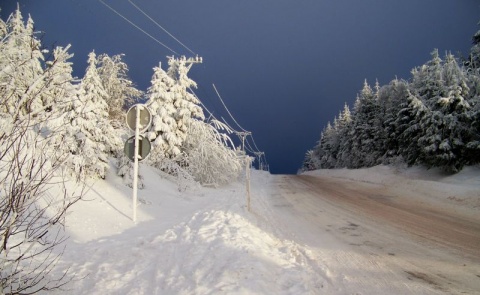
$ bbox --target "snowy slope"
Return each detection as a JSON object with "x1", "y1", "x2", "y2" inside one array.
[{"x1": 50, "y1": 163, "x2": 480, "y2": 294}]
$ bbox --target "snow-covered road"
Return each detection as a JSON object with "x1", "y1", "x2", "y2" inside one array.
[
  {"x1": 260, "y1": 173, "x2": 480, "y2": 295},
  {"x1": 51, "y1": 165, "x2": 480, "y2": 294}
]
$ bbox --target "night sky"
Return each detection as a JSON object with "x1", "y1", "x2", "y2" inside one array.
[{"x1": 1, "y1": 0, "x2": 479, "y2": 174}]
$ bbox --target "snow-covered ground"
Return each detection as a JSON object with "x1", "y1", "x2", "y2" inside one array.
[{"x1": 50, "y1": 162, "x2": 480, "y2": 294}]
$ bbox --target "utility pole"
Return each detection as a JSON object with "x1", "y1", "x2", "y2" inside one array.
[
  {"x1": 169, "y1": 55, "x2": 203, "y2": 71},
  {"x1": 235, "y1": 131, "x2": 251, "y2": 152},
  {"x1": 254, "y1": 152, "x2": 264, "y2": 170}
]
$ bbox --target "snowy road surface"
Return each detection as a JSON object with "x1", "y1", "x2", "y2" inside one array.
[{"x1": 264, "y1": 173, "x2": 480, "y2": 295}]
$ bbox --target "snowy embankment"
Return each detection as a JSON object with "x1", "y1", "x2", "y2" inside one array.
[
  {"x1": 52, "y1": 163, "x2": 480, "y2": 294},
  {"x1": 306, "y1": 165, "x2": 480, "y2": 219}
]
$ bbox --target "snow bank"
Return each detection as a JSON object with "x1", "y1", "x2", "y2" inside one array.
[
  {"x1": 305, "y1": 165, "x2": 480, "y2": 216},
  {"x1": 53, "y1": 166, "x2": 326, "y2": 294}
]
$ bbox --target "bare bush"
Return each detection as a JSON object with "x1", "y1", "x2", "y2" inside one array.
[{"x1": 0, "y1": 114, "x2": 84, "y2": 294}]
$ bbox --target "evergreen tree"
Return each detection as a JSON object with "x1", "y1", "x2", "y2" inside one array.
[
  {"x1": 417, "y1": 53, "x2": 472, "y2": 171},
  {"x1": 146, "y1": 63, "x2": 180, "y2": 161},
  {"x1": 349, "y1": 81, "x2": 381, "y2": 168},
  {"x1": 0, "y1": 7, "x2": 45, "y2": 118},
  {"x1": 146, "y1": 57, "x2": 204, "y2": 163},
  {"x1": 96, "y1": 53, "x2": 143, "y2": 124},
  {"x1": 64, "y1": 51, "x2": 120, "y2": 179},
  {"x1": 168, "y1": 56, "x2": 205, "y2": 143},
  {"x1": 334, "y1": 103, "x2": 353, "y2": 167},
  {"x1": 317, "y1": 122, "x2": 336, "y2": 168},
  {"x1": 396, "y1": 90, "x2": 428, "y2": 166},
  {"x1": 379, "y1": 79, "x2": 410, "y2": 162},
  {"x1": 43, "y1": 45, "x2": 78, "y2": 159},
  {"x1": 464, "y1": 22, "x2": 480, "y2": 71}
]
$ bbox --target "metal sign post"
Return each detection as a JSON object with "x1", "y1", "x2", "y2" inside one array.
[
  {"x1": 132, "y1": 106, "x2": 140, "y2": 222},
  {"x1": 125, "y1": 104, "x2": 152, "y2": 223}
]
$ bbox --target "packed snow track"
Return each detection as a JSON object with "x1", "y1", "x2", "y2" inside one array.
[{"x1": 264, "y1": 173, "x2": 480, "y2": 295}]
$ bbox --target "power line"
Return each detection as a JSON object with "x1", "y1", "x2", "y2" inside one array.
[
  {"x1": 128, "y1": 0, "x2": 196, "y2": 56},
  {"x1": 212, "y1": 85, "x2": 268, "y2": 168},
  {"x1": 212, "y1": 84, "x2": 248, "y2": 132},
  {"x1": 98, "y1": 0, "x2": 179, "y2": 55}
]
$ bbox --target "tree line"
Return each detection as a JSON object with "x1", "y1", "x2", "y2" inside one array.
[{"x1": 302, "y1": 26, "x2": 480, "y2": 173}]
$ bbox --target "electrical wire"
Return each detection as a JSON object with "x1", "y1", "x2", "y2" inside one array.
[
  {"x1": 98, "y1": 1, "x2": 269, "y2": 168},
  {"x1": 212, "y1": 85, "x2": 268, "y2": 168},
  {"x1": 98, "y1": 0, "x2": 179, "y2": 55},
  {"x1": 212, "y1": 84, "x2": 248, "y2": 132},
  {"x1": 128, "y1": 0, "x2": 196, "y2": 56}
]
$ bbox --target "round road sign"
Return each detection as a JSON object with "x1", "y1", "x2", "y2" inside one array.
[
  {"x1": 126, "y1": 104, "x2": 152, "y2": 133},
  {"x1": 124, "y1": 135, "x2": 151, "y2": 162}
]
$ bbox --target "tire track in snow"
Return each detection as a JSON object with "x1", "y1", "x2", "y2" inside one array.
[{"x1": 254, "y1": 175, "x2": 444, "y2": 295}]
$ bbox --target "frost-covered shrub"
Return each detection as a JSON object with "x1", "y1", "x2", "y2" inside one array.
[
  {"x1": 116, "y1": 154, "x2": 145, "y2": 189},
  {"x1": 153, "y1": 156, "x2": 197, "y2": 192},
  {"x1": 181, "y1": 119, "x2": 242, "y2": 186}
]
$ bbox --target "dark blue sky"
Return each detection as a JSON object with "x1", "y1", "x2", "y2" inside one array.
[{"x1": 2, "y1": 0, "x2": 479, "y2": 174}]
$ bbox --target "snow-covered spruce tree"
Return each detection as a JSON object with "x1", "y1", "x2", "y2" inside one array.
[
  {"x1": 0, "y1": 7, "x2": 45, "y2": 117},
  {"x1": 181, "y1": 118, "x2": 242, "y2": 186},
  {"x1": 348, "y1": 81, "x2": 383, "y2": 168},
  {"x1": 63, "y1": 51, "x2": 121, "y2": 179},
  {"x1": 464, "y1": 22, "x2": 480, "y2": 71},
  {"x1": 146, "y1": 57, "x2": 204, "y2": 163},
  {"x1": 463, "y1": 25, "x2": 480, "y2": 165},
  {"x1": 96, "y1": 53, "x2": 143, "y2": 125},
  {"x1": 0, "y1": 8, "x2": 84, "y2": 293},
  {"x1": 44, "y1": 45, "x2": 81, "y2": 161},
  {"x1": 395, "y1": 89, "x2": 429, "y2": 166},
  {"x1": 168, "y1": 56, "x2": 205, "y2": 148},
  {"x1": 416, "y1": 52, "x2": 473, "y2": 171},
  {"x1": 301, "y1": 149, "x2": 317, "y2": 171},
  {"x1": 377, "y1": 79, "x2": 410, "y2": 163},
  {"x1": 334, "y1": 103, "x2": 353, "y2": 168},
  {"x1": 145, "y1": 63, "x2": 180, "y2": 161},
  {"x1": 316, "y1": 122, "x2": 337, "y2": 168}
]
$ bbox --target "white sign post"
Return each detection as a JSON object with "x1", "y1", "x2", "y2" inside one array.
[
  {"x1": 245, "y1": 156, "x2": 252, "y2": 212},
  {"x1": 125, "y1": 104, "x2": 152, "y2": 223}
]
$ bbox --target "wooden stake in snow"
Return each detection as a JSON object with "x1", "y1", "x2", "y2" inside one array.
[{"x1": 245, "y1": 156, "x2": 252, "y2": 212}]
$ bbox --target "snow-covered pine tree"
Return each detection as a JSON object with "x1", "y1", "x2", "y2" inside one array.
[
  {"x1": 378, "y1": 79, "x2": 410, "y2": 163},
  {"x1": 0, "y1": 7, "x2": 45, "y2": 118},
  {"x1": 168, "y1": 56, "x2": 205, "y2": 146},
  {"x1": 465, "y1": 36, "x2": 480, "y2": 165},
  {"x1": 301, "y1": 149, "x2": 317, "y2": 171},
  {"x1": 145, "y1": 63, "x2": 179, "y2": 161},
  {"x1": 316, "y1": 122, "x2": 336, "y2": 168},
  {"x1": 464, "y1": 22, "x2": 480, "y2": 71},
  {"x1": 96, "y1": 53, "x2": 143, "y2": 125},
  {"x1": 349, "y1": 81, "x2": 382, "y2": 168},
  {"x1": 146, "y1": 57, "x2": 205, "y2": 164},
  {"x1": 0, "y1": 10, "x2": 6, "y2": 38},
  {"x1": 64, "y1": 51, "x2": 120, "y2": 179},
  {"x1": 396, "y1": 89, "x2": 429, "y2": 166},
  {"x1": 335, "y1": 103, "x2": 353, "y2": 167},
  {"x1": 42, "y1": 45, "x2": 79, "y2": 159},
  {"x1": 417, "y1": 53, "x2": 472, "y2": 171},
  {"x1": 411, "y1": 50, "x2": 444, "y2": 107}
]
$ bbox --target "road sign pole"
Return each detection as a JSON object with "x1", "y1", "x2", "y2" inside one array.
[{"x1": 132, "y1": 105, "x2": 140, "y2": 223}]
